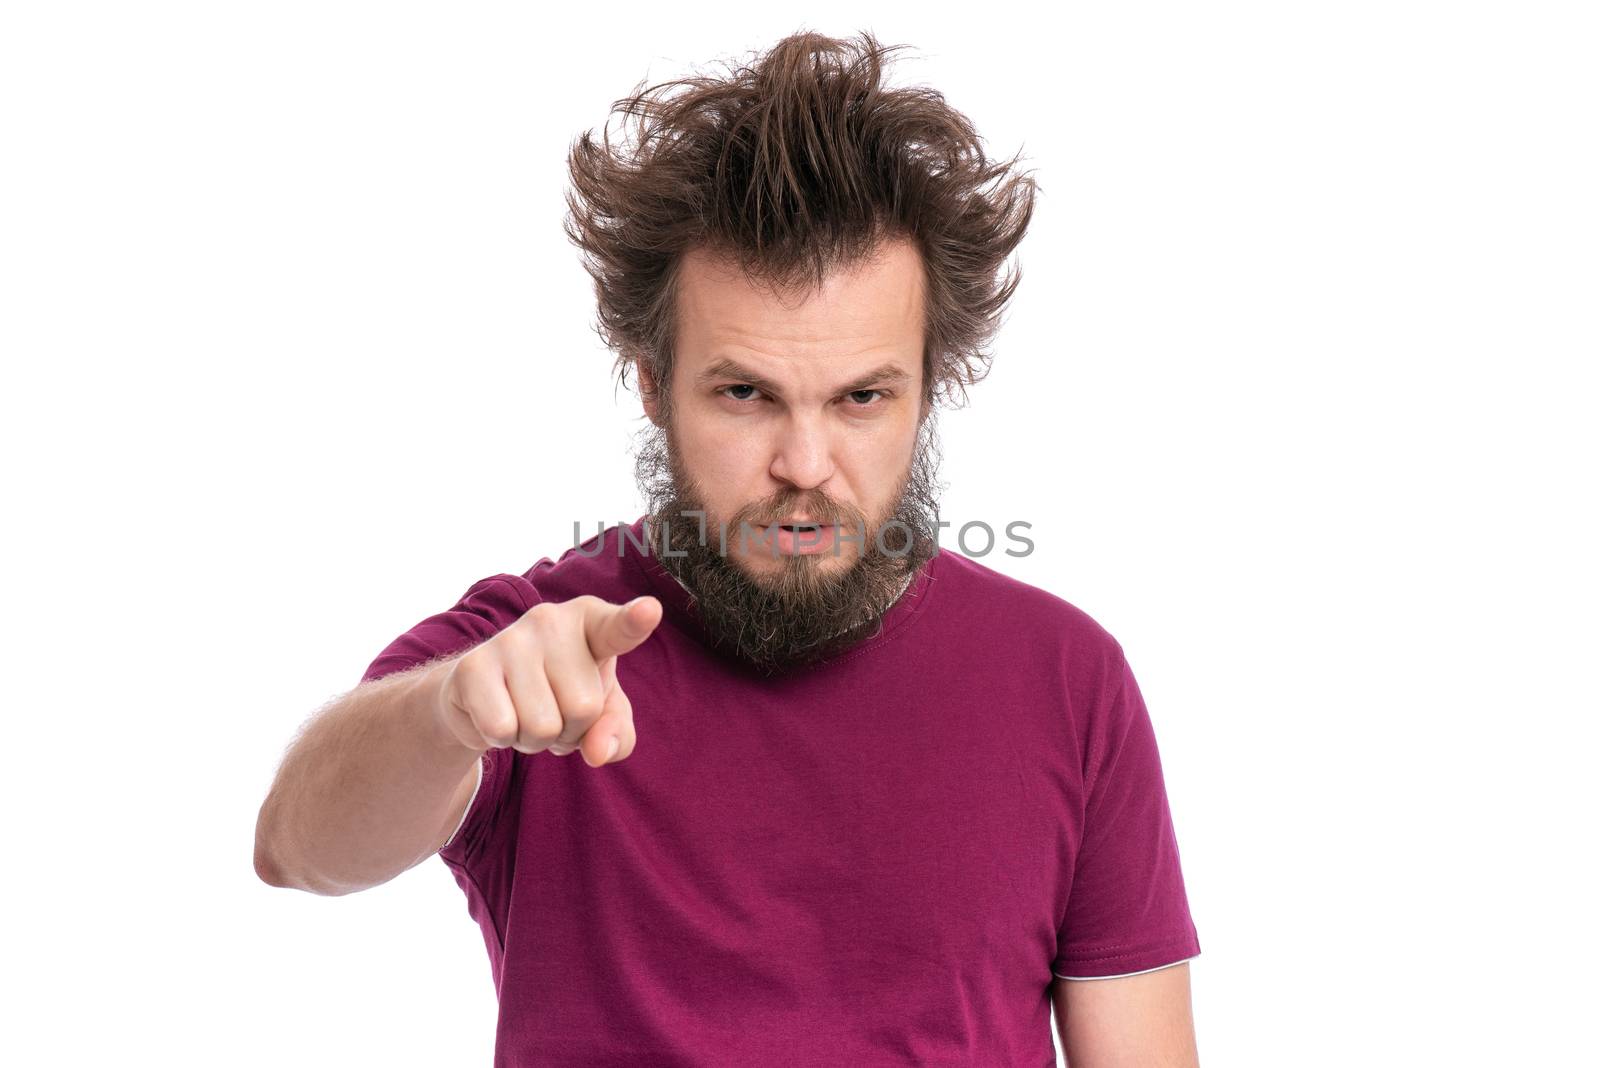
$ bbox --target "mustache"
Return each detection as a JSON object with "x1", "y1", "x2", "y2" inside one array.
[{"x1": 729, "y1": 488, "x2": 858, "y2": 532}]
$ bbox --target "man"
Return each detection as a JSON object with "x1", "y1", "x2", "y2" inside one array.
[{"x1": 254, "y1": 30, "x2": 1202, "y2": 1067}]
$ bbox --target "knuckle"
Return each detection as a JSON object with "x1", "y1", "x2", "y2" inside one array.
[
  {"x1": 520, "y1": 605, "x2": 557, "y2": 638},
  {"x1": 443, "y1": 666, "x2": 486, "y2": 714},
  {"x1": 523, "y1": 713, "x2": 564, "y2": 742},
  {"x1": 482, "y1": 721, "x2": 519, "y2": 748},
  {"x1": 500, "y1": 617, "x2": 540, "y2": 647},
  {"x1": 552, "y1": 597, "x2": 589, "y2": 623},
  {"x1": 453, "y1": 647, "x2": 491, "y2": 680},
  {"x1": 561, "y1": 692, "x2": 604, "y2": 721}
]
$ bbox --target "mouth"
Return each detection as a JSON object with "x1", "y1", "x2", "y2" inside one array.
[{"x1": 761, "y1": 520, "x2": 841, "y2": 556}]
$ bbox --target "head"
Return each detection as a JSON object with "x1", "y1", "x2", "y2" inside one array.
[{"x1": 564, "y1": 30, "x2": 1036, "y2": 673}]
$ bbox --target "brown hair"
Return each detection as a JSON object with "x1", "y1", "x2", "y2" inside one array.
[{"x1": 563, "y1": 29, "x2": 1038, "y2": 412}]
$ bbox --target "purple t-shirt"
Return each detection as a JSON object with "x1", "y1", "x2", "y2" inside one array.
[{"x1": 361, "y1": 516, "x2": 1200, "y2": 1066}]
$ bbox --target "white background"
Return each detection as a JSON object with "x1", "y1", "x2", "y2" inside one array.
[{"x1": 3, "y1": 3, "x2": 1595, "y2": 1064}]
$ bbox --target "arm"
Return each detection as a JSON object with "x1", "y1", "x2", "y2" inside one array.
[
  {"x1": 253, "y1": 590, "x2": 657, "y2": 897},
  {"x1": 1052, "y1": 961, "x2": 1199, "y2": 1067},
  {"x1": 253, "y1": 656, "x2": 479, "y2": 896}
]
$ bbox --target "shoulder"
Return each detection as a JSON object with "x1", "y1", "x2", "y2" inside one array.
[
  {"x1": 926, "y1": 549, "x2": 1126, "y2": 680},
  {"x1": 358, "y1": 523, "x2": 650, "y2": 687},
  {"x1": 515, "y1": 521, "x2": 652, "y2": 606}
]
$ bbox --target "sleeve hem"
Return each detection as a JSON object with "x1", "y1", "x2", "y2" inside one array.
[
  {"x1": 1054, "y1": 952, "x2": 1198, "y2": 981},
  {"x1": 1052, "y1": 933, "x2": 1201, "y2": 979}
]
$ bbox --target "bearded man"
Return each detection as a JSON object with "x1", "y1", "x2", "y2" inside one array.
[{"x1": 255, "y1": 30, "x2": 1203, "y2": 1068}]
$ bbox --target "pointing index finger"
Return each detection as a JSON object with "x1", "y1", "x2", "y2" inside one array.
[{"x1": 584, "y1": 595, "x2": 662, "y2": 661}]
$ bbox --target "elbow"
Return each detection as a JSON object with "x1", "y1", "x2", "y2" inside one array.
[
  {"x1": 254, "y1": 844, "x2": 288, "y2": 888},
  {"x1": 253, "y1": 819, "x2": 292, "y2": 889},
  {"x1": 253, "y1": 833, "x2": 372, "y2": 897},
  {"x1": 252, "y1": 802, "x2": 395, "y2": 897},
  {"x1": 253, "y1": 805, "x2": 300, "y2": 890},
  {"x1": 253, "y1": 840, "x2": 344, "y2": 895}
]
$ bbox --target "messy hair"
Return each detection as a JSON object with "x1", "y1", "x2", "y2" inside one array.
[{"x1": 563, "y1": 29, "x2": 1038, "y2": 412}]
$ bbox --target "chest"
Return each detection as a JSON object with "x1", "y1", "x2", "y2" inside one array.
[{"x1": 519, "y1": 657, "x2": 1069, "y2": 985}]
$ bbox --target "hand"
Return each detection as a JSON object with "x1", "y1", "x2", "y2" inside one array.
[{"x1": 433, "y1": 595, "x2": 661, "y2": 767}]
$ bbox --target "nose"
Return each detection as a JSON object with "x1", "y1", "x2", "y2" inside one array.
[{"x1": 768, "y1": 410, "x2": 836, "y2": 493}]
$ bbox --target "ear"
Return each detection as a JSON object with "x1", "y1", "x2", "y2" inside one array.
[{"x1": 635, "y1": 355, "x2": 664, "y2": 427}]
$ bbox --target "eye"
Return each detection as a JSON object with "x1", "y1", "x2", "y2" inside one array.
[
  {"x1": 719, "y1": 384, "x2": 764, "y2": 403},
  {"x1": 845, "y1": 389, "x2": 884, "y2": 406}
]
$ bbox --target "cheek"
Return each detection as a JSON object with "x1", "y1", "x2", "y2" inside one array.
[
  {"x1": 677, "y1": 416, "x2": 766, "y2": 491},
  {"x1": 839, "y1": 422, "x2": 919, "y2": 505}
]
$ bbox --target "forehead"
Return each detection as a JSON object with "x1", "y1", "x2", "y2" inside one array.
[{"x1": 674, "y1": 238, "x2": 925, "y2": 370}]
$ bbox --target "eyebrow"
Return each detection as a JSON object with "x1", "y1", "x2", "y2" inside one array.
[{"x1": 695, "y1": 357, "x2": 912, "y2": 396}]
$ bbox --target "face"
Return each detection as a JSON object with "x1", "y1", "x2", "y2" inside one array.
[{"x1": 633, "y1": 236, "x2": 943, "y2": 674}]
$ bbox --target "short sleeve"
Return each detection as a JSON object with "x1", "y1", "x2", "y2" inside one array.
[
  {"x1": 1053, "y1": 650, "x2": 1201, "y2": 979},
  {"x1": 358, "y1": 573, "x2": 541, "y2": 864},
  {"x1": 358, "y1": 574, "x2": 541, "y2": 686}
]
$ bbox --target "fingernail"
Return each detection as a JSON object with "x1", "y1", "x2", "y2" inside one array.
[{"x1": 606, "y1": 737, "x2": 620, "y2": 761}]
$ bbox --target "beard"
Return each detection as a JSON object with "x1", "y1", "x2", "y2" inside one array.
[{"x1": 632, "y1": 411, "x2": 944, "y2": 676}]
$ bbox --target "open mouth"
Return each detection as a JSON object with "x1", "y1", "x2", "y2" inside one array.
[{"x1": 762, "y1": 521, "x2": 841, "y2": 556}]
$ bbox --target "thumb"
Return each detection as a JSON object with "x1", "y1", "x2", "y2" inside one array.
[
  {"x1": 585, "y1": 595, "x2": 663, "y2": 661},
  {"x1": 583, "y1": 678, "x2": 635, "y2": 767}
]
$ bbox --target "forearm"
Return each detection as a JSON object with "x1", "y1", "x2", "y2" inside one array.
[{"x1": 254, "y1": 656, "x2": 480, "y2": 896}]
